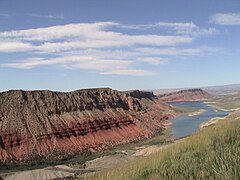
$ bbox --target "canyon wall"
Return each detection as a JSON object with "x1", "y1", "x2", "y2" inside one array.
[{"x1": 0, "y1": 88, "x2": 173, "y2": 165}]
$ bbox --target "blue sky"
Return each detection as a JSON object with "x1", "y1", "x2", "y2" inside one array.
[{"x1": 0, "y1": 0, "x2": 240, "y2": 92}]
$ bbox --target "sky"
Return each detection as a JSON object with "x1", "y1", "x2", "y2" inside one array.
[{"x1": 0, "y1": 0, "x2": 240, "y2": 92}]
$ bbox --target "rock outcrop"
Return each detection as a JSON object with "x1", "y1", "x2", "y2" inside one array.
[
  {"x1": 0, "y1": 88, "x2": 173, "y2": 165},
  {"x1": 158, "y1": 89, "x2": 211, "y2": 102}
]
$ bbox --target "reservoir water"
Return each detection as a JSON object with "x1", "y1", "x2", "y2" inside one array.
[{"x1": 169, "y1": 101, "x2": 229, "y2": 139}]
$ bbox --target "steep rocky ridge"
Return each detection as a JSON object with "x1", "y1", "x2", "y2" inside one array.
[
  {"x1": 158, "y1": 89, "x2": 211, "y2": 102},
  {"x1": 0, "y1": 88, "x2": 173, "y2": 165}
]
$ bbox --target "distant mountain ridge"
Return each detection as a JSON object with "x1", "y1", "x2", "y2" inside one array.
[
  {"x1": 152, "y1": 84, "x2": 240, "y2": 96},
  {"x1": 158, "y1": 88, "x2": 211, "y2": 102},
  {"x1": 202, "y1": 84, "x2": 240, "y2": 95}
]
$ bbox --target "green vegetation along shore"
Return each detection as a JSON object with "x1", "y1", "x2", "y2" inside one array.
[{"x1": 81, "y1": 110, "x2": 240, "y2": 180}]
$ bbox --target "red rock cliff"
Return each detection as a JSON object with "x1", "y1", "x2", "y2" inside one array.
[
  {"x1": 0, "y1": 88, "x2": 173, "y2": 164},
  {"x1": 158, "y1": 89, "x2": 211, "y2": 102}
]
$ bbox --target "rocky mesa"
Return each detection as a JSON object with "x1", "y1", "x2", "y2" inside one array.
[
  {"x1": 158, "y1": 88, "x2": 211, "y2": 102},
  {"x1": 0, "y1": 88, "x2": 173, "y2": 165}
]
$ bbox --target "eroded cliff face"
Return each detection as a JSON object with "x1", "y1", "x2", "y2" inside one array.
[
  {"x1": 0, "y1": 88, "x2": 173, "y2": 164},
  {"x1": 158, "y1": 89, "x2": 211, "y2": 102}
]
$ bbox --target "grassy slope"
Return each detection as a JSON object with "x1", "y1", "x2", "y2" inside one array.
[
  {"x1": 213, "y1": 93, "x2": 240, "y2": 110},
  {"x1": 82, "y1": 114, "x2": 240, "y2": 180}
]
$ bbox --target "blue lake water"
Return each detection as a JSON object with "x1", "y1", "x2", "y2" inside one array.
[{"x1": 169, "y1": 101, "x2": 229, "y2": 139}]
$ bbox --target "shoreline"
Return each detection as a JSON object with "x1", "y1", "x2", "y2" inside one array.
[
  {"x1": 188, "y1": 109, "x2": 205, "y2": 117},
  {"x1": 200, "y1": 108, "x2": 239, "y2": 129},
  {"x1": 200, "y1": 117, "x2": 226, "y2": 129},
  {"x1": 204, "y1": 101, "x2": 240, "y2": 112}
]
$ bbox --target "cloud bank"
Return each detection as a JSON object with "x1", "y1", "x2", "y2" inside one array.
[
  {"x1": 210, "y1": 13, "x2": 240, "y2": 25},
  {"x1": 0, "y1": 21, "x2": 220, "y2": 76}
]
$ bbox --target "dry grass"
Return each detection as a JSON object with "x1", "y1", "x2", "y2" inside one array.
[{"x1": 81, "y1": 114, "x2": 240, "y2": 180}]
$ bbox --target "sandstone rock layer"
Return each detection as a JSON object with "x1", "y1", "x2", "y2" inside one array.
[{"x1": 0, "y1": 88, "x2": 172, "y2": 164}]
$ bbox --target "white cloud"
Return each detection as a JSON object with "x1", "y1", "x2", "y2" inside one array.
[
  {"x1": 157, "y1": 23, "x2": 218, "y2": 36},
  {"x1": 117, "y1": 22, "x2": 217, "y2": 36},
  {"x1": 137, "y1": 46, "x2": 223, "y2": 56},
  {"x1": 117, "y1": 22, "x2": 197, "y2": 31},
  {"x1": 0, "y1": 41, "x2": 33, "y2": 52},
  {"x1": 100, "y1": 69, "x2": 155, "y2": 76},
  {"x1": 0, "y1": 22, "x2": 116, "y2": 41},
  {"x1": 0, "y1": 22, "x2": 193, "y2": 54},
  {"x1": 2, "y1": 56, "x2": 94, "y2": 69},
  {"x1": 2, "y1": 55, "x2": 134, "y2": 75},
  {"x1": 0, "y1": 21, "x2": 221, "y2": 76},
  {"x1": 79, "y1": 46, "x2": 222, "y2": 59},
  {"x1": 57, "y1": 49, "x2": 141, "y2": 60},
  {"x1": 36, "y1": 40, "x2": 130, "y2": 53},
  {"x1": 209, "y1": 13, "x2": 240, "y2": 25},
  {"x1": 27, "y1": 14, "x2": 65, "y2": 19},
  {"x1": 34, "y1": 36, "x2": 192, "y2": 53},
  {"x1": 65, "y1": 59, "x2": 133, "y2": 71},
  {"x1": 137, "y1": 57, "x2": 168, "y2": 65},
  {"x1": 1, "y1": 53, "x2": 154, "y2": 76},
  {"x1": 0, "y1": 22, "x2": 204, "y2": 43}
]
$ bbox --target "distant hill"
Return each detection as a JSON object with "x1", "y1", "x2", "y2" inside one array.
[
  {"x1": 158, "y1": 89, "x2": 211, "y2": 102},
  {"x1": 202, "y1": 84, "x2": 240, "y2": 95},
  {"x1": 213, "y1": 92, "x2": 240, "y2": 110},
  {"x1": 152, "y1": 84, "x2": 240, "y2": 96}
]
